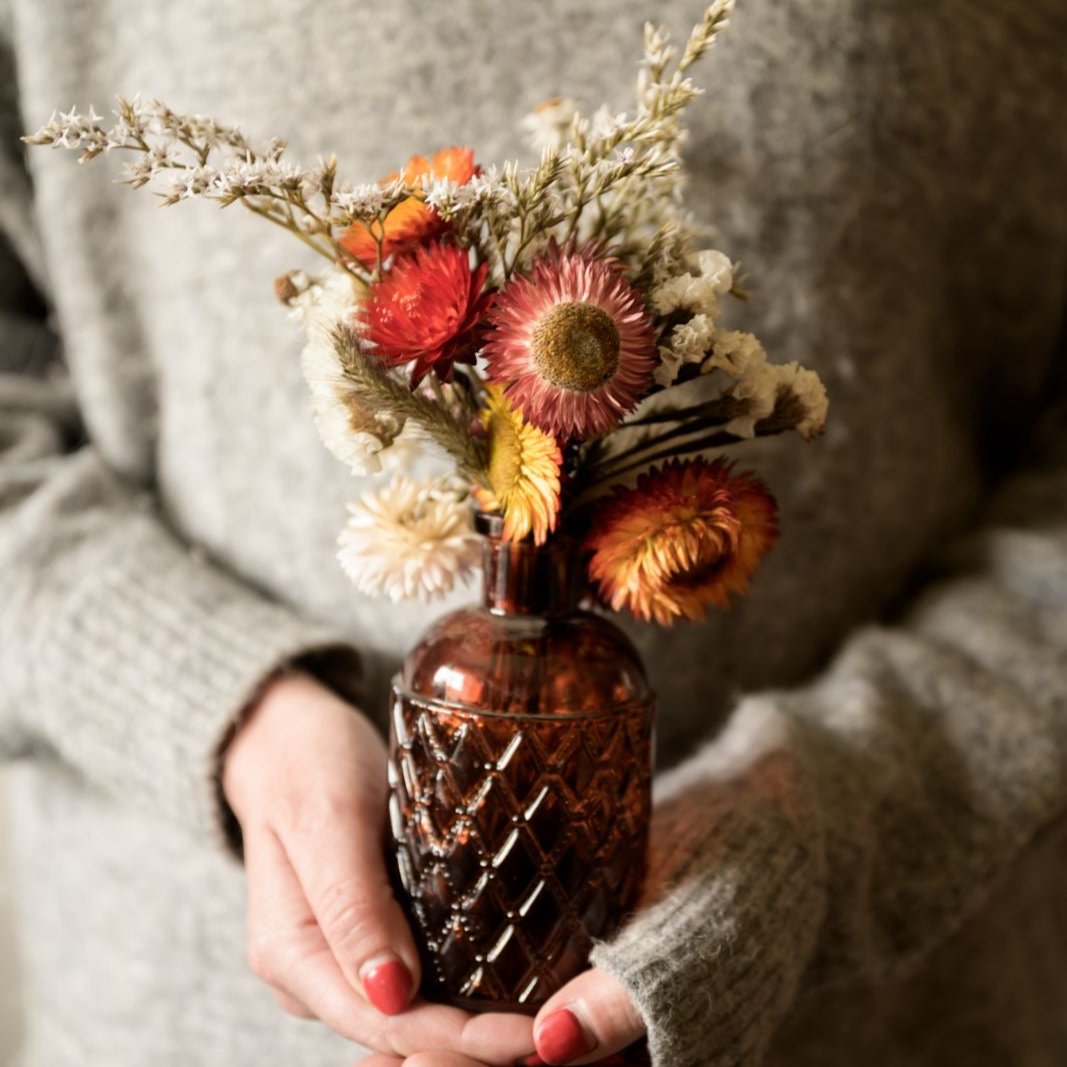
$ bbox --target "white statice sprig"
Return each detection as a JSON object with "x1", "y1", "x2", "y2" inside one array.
[
  {"x1": 337, "y1": 475, "x2": 481, "y2": 603},
  {"x1": 23, "y1": 2, "x2": 735, "y2": 292},
  {"x1": 651, "y1": 247, "x2": 737, "y2": 388},
  {"x1": 24, "y1": 98, "x2": 413, "y2": 287},
  {"x1": 26, "y1": 106, "x2": 110, "y2": 157},
  {"x1": 522, "y1": 98, "x2": 579, "y2": 153}
]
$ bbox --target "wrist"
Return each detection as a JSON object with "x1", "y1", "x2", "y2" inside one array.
[{"x1": 221, "y1": 668, "x2": 311, "y2": 809}]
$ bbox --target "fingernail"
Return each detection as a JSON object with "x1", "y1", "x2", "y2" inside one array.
[
  {"x1": 361, "y1": 957, "x2": 412, "y2": 1015},
  {"x1": 535, "y1": 1008, "x2": 594, "y2": 1064},
  {"x1": 518, "y1": 1055, "x2": 547, "y2": 1067}
]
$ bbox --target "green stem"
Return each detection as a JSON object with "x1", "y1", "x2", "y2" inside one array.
[
  {"x1": 574, "y1": 431, "x2": 740, "y2": 509},
  {"x1": 503, "y1": 213, "x2": 528, "y2": 279},
  {"x1": 242, "y1": 201, "x2": 328, "y2": 256},
  {"x1": 243, "y1": 201, "x2": 368, "y2": 290},
  {"x1": 591, "y1": 413, "x2": 734, "y2": 480},
  {"x1": 582, "y1": 417, "x2": 795, "y2": 500},
  {"x1": 611, "y1": 398, "x2": 737, "y2": 430}
]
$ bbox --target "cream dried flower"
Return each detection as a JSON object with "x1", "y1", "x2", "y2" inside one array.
[
  {"x1": 702, "y1": 328, "x2": 765, "y2": 380},
  {"x1": 337, "y1": 475, "x2": 480, "y2": 602},
  {"x1": 773, "y1": 361, "x2": 829, "y2": 439},
  {"x1": 701, "y1": 333, "x2": 827, "y2": 438},
  {"x1": 724, "y1": 361, "x2": 779, "y2": 437},
  {"x1": 700, "y1": 330, "x2": 777, "y2": 437},
  {"x1": 300, "y1": 269, "x2": 407, "y2": 474},
  {"x1": 650, "y1": 249, "x2": 734, "y2": 316},
  {"x1": 655, "y1": 312, "x2": 715, "y2": 386}
]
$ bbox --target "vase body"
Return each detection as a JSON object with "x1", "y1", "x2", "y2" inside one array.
[{"x1": 387, "y1": 515, "x2": 654, "y2": 1013}]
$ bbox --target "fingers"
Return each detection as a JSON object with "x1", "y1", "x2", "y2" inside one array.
[
  {"x1": 532, "y1": 969, "x2": 645, "y2": 1066},
  {"x1": 273, "y1": 989, "x2": 315, "y2": 1019},
  {"x1": 359, "y1": 1055, "x2": 495, "y2": 1067},
  {"x1": 228, "y1": 673, "x2": 536, "y2": 1062},
  {"x1": 454, "y1": 1010, "x2": 537, "y2": 1063},
  {"x1": 244, "y1": 825, "x2": 534, "y2": 1062},
  {"x1": 402, "y1": 1055, "x2": 499, "y2": 1067},
  {"x1": 244, "y1": 824, "x2": 381, "y2": 1043},
  {"x1": 281, "y1": 788, "x2": 420, "y2": 1014}
]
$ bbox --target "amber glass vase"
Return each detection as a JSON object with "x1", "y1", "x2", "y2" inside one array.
[{"x1": 387, "y1": 513, "x2": 654, "y2": 1014}]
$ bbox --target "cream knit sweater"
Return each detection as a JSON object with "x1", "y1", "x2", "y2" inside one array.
[{"x1": 1, "y1": 1, "x2": 1065, "y2": 1065}]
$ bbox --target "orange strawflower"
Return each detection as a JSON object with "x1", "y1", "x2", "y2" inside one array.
[
  {"x1": 341, "y1": 146, "x2": 478, "y2": 268},
  {"x1": 585, "y1": 457, "x2": 778, "y2": 624}
]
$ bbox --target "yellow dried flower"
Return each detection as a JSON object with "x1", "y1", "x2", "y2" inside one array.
[{"x1": 474, "y1": 385, "x2": 562, "y2": 545}]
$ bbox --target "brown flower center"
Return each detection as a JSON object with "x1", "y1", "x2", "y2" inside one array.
[{"x1": 530, "y1": 301, "x2": 620, "y2": 392}]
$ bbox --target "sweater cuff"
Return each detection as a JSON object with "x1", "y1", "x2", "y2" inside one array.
[
  {"x1": 590, "y1": 700, "x2": 827, "y2": 1067},
  {"x1": 25, "y1": 515, "x2": 362, "y2": 848}
]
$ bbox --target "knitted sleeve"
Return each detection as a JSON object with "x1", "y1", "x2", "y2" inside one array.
[
  {"x1": 0, "y1": 356, "x2": 367, "y2": 848},
  {"x1": 0, "y1": 47, "x2": 362, "y2": 844},
  {"x1": 591, "y1": 399, "x2": 1067, "y2": 1066}
]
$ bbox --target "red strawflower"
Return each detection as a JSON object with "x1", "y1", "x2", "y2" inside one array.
[{"x1": 359, "y1": 242, "x2": 491, "y2": 388}]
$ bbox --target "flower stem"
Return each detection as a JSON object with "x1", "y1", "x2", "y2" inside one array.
[{"x1": 590, "y1": 412, "x2": 737, "y2": 481}]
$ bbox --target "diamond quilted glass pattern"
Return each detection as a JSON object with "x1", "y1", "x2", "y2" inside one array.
[{"x1": 387, "y1": 687, "x2": 653, "y2": 1011}]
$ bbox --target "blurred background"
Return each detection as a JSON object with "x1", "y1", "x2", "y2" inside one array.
[{"x1": 0, "y1": 769, "x2": 23, "y2": 1063}]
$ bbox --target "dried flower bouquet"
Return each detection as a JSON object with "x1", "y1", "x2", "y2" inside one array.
[{"x1": 27, "y1": 0, "x2": 827, "y2": 626}]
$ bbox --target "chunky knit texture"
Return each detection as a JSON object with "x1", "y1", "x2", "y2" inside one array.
[{"x1": 1, "y1": 1, "x2": 1066, "y2": 1065}]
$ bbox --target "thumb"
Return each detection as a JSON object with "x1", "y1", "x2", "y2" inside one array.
[
  {"x1": 284, "y1": 795, "x2": 421, "y2": 1016},
  {"x1": 532, "y1": 968, "x2": 646, "y2": 1065}
]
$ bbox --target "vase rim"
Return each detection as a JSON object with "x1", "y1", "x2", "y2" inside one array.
[
  {"x1": 473, "y1": 508, "x2": 504, "y2": 539},
  {"x1": 391, "y1": 676, "x2": 656, "y2": 722},
  {"x1": 472, "y1": 508, "x2": 578, "y2": 546}
]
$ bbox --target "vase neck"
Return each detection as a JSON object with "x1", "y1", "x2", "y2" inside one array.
[{"x1": 476, "y1": 513, "x2": 580, "y2": 616}]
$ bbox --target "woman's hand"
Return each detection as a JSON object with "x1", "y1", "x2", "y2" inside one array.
[
  {"x1": 221, "y1": 670, "x2": 534, "y2": 1064},
  {"x1": 354, "y1": 966, "x2": 645, "y2": 1066},
  {"x1": 527, "y1": 969, "x2": 645, "y2": 1065}
]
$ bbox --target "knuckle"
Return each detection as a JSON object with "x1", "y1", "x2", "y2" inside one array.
[
  {"x1": 246, "y1": 941, "x2": 267, "y2": 980},
  {"x1": 246, "y1": 935, "x2": 283, "y2": 984},
  {"x1": 598, "y1": 987, "x2": 643, "y2": 1044},
  {"x1": 316, "y1": 877, "x2": 385, "y2": 944},
  {"x1": 273, "y1": 991, "x2": 314, "y2": 1020},
  {"x1": 353, "y1": 1021, "x2": 394, "y2": 1057},
  {"x1": 289, "y1": 788, "x2": 363, "y2": 837}
]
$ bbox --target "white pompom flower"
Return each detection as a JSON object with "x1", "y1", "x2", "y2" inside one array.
[{"x1": 337, "y1": 475, "x2": 481, "y2": 603}]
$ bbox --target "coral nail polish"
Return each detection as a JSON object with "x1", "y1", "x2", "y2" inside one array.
[
  {"x1": 361, "y1": 958, "x2": 412, "y2": 1015},
  {"x1": 535, "y1": 1008, "x2": 594, "y2": 1064}
]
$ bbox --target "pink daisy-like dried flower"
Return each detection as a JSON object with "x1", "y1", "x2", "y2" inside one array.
[{"x1": 482, "y1": 245, "x2": 657, "y2": 439}]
